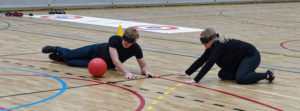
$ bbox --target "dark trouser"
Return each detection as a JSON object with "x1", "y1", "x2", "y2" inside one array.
[
  {"x1": 218, "y1": 50, "x2": 267, "y2": 84},
  {"x1": 58, "y1": 44, "x2": 99, "y2": 67}
]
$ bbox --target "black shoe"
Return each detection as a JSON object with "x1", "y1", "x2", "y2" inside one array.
[
  {"x1": 42, "y1": 46, "x2": 58, "y2": 53},
  {"x1": 49, "y1": 53, "x2": 58, "y2": 61},
  {"x1": 49, "y1": 53, "x2": 64, "y2": 62},
  {"x1": 266, "y1": 69, "x2": 275, "y2": 83}
]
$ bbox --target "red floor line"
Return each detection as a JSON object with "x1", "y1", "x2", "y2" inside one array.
[
  {"x1": 0, "y1": 74, "x2": 145, "y2": 111},
  {"x1": 280, "y1": 40, "x2": 300, "y2": 52},
  {"x1": 59, "y1": 77, "x2": 146, "y2": 111},
  {"x1": 159, "y1": 77, "x2": 282, "y2": 111},
  {"x1": 0, "y1": 107, "x2": 10, "y2": 110}
]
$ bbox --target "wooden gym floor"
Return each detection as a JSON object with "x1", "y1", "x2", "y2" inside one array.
[{"x1": 0, "y1": 2, "x2": 300, "y2": 111}]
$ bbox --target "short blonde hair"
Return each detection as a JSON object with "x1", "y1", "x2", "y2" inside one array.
[
  {"x1": 124, "y1": 27, "x2": 139, "y2": 41},
  {"x1": 200, "y1": 27, "x2": 230, "y2": 43}
]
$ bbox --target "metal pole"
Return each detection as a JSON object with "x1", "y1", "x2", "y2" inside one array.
[{"x1": 48, "y1": 0, "x2": 51, "y2": 6}]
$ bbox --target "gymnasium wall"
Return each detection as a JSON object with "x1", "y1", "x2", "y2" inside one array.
[{"x1": 0, "y1": 0, "x2": 298, "y2": 10}]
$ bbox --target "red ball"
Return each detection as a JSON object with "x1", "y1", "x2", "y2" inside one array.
[{"x1": 88, "y1": 58, "x2": 107, "y2": 77}]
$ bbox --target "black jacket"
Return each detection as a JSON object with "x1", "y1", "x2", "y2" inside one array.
[{"x1": 185, "y1": 39, "x2": 258, "y2": 82}]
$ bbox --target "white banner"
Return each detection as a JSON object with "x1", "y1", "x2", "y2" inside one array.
[{"x1": 27, "y1": 14, "x2": 203, "y2": 34}]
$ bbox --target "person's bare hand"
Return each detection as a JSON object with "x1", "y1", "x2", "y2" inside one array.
[
  {"x1": 123, "y1": 73, "x2": 137, "y2": 80},
  {"x1": 143, "y1": 71, "x2": 160, "y2": 78}
]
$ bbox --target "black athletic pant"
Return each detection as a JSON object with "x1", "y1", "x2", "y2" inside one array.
[{"x1": 218, "y1": 50, "x2": 267, "y2": 84}]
